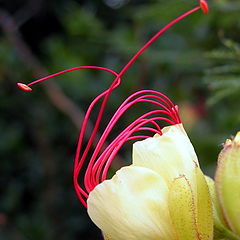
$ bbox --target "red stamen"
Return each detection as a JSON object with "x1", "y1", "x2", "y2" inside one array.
[
  {"x1": 18, "y1": 66, "x2": 121, "y2": 89},
  {"x1": 17, "y1": 2, "x2": 208, "y2": 207},
  {"x1": 17, "y1": 83, "x2": 32, "y2": 91},
  {"x1": 200, "y1": 0, "x2": 209, "y2": 14}
]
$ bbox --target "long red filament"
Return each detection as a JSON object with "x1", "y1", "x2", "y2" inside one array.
[{"x1": 17, "y1": 1, "x2": 208, "y2": 208}]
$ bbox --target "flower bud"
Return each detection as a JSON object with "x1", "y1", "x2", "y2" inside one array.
[
  {"x1": 215, "y1": 132, "x2": 240, "y2": 236},
  {"x1": 205, "y1": 176, "x2": 239, "y2": 240}
]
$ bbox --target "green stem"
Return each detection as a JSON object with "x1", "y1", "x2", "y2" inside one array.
[
  {"x1": 215, "y1": 226, "x2": 240, "y2": 240},
  {"x1": 223, "y1": 230, "x2": 240, "y2": 240}
]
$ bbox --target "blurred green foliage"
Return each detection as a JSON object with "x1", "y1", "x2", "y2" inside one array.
[
  {"x1": 0, "y1": 0, "x2": 240, "y2": 239},
  {"x1": 204, "y1": 39, "x2": 240, "y2": 104}
]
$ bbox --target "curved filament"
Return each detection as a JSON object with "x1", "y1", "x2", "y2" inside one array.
[{"x1": 17, "y1": 1, "x2": 208, "y2": 208}]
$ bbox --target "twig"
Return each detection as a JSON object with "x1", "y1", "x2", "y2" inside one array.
[
  {"x1": 14, "y1": 0, "x2": 44, "y2": 27},
  {"x1": 0, "y1": 8, "x2": 91, "y2": 132},
  {"x1": 0, "y1": 8, "x2": 124, "y2": 169}
]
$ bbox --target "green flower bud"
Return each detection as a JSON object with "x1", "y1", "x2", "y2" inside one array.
[
  {"x1": 215, "y1": 132, "x2": 240, "y2": 237},
  {"x1": 205, "y1": 176, "x2": 239, "y2": 240}
]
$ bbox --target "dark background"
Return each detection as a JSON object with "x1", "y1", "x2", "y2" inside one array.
[{"x1": 1, "y1": 0, "x2": 240, "y2": 239}]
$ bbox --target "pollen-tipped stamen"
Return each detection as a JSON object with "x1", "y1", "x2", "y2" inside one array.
[
  {"x1": 17, "y1": 83, "x2": 32, "y2": 91},
  {"x1": 200, "y1": 0, "x2": 209, "y2": 14}
]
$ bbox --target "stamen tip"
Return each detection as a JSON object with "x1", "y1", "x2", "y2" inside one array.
[
  {"x1": 17, "y1": 83, "x2": 32, "y2": 92},
  {"x1": 200, "y1": 0, "x2": 209, "y2": 14}
]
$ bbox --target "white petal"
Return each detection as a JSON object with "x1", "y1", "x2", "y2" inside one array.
[
  {"x1": 132, "y1": 124, "x2": 198, "y2": 185},
  {"x1": 87, "y1": 166, "x2": 176, "y2": 240}
]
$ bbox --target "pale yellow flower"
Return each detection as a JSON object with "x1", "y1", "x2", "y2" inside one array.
[
  {"x1": 16, "y1": 1, "x2": 212, "y2": 238},
  {"x1": 87, "y1": 124, "x2": 213, "y2": 240}
]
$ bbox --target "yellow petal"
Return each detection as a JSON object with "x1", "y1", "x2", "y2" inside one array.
[
  {"x1": 87, "y1": 166, "x2": 176, "y2": 240},
  {"x1": 132, "y1": 124, "x2": 198, "y2": 185},
  {"x1": 168, "y1": 175, "x2": 198, "y2": 240},
  {"x1": 168, "y1": 168, "x2": 213, "y2": 240},
  {"x1": 195, "y1": 168, "x2": 213, "y2": 240},
  {"x1": 215, "y1": 132, "x2": 240, "y2": 235},
  {"x1": 102, "y1": 233, "x2": 113, "y2": 240}
]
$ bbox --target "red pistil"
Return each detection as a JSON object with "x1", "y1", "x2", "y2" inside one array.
[{"x1": 17, "y1": 1, "x2": 208, "y2": 208}]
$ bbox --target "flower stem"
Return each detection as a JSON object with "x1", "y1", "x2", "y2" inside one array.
[{"x1": 215, "y1": 227, "x2": 240, "y2": 240}]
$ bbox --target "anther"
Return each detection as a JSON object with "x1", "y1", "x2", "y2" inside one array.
[
  {"x1": 200, "y1": 0, "x2": 209, "y2": 14},
  {"x1": 17, "y1": 83, "x2": 33, "y2": 92}
]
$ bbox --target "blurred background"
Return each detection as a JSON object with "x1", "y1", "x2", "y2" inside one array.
[{"x1": 0, "y1": 0, "x2": 240, "y2": 239}]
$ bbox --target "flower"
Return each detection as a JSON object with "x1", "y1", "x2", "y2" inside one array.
[
  {"x1": 213, "y1": 132, "x2": 240, "y2": 237},
  {"x1": 17, "y1": 0, "x2": 212, "y2": 239},
  {"x1": 87, "y1": 124, "x2": 213, "y2": 240},
  {"x1": 87, "y1": 124, "x2": 212, "y2": 240}
]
